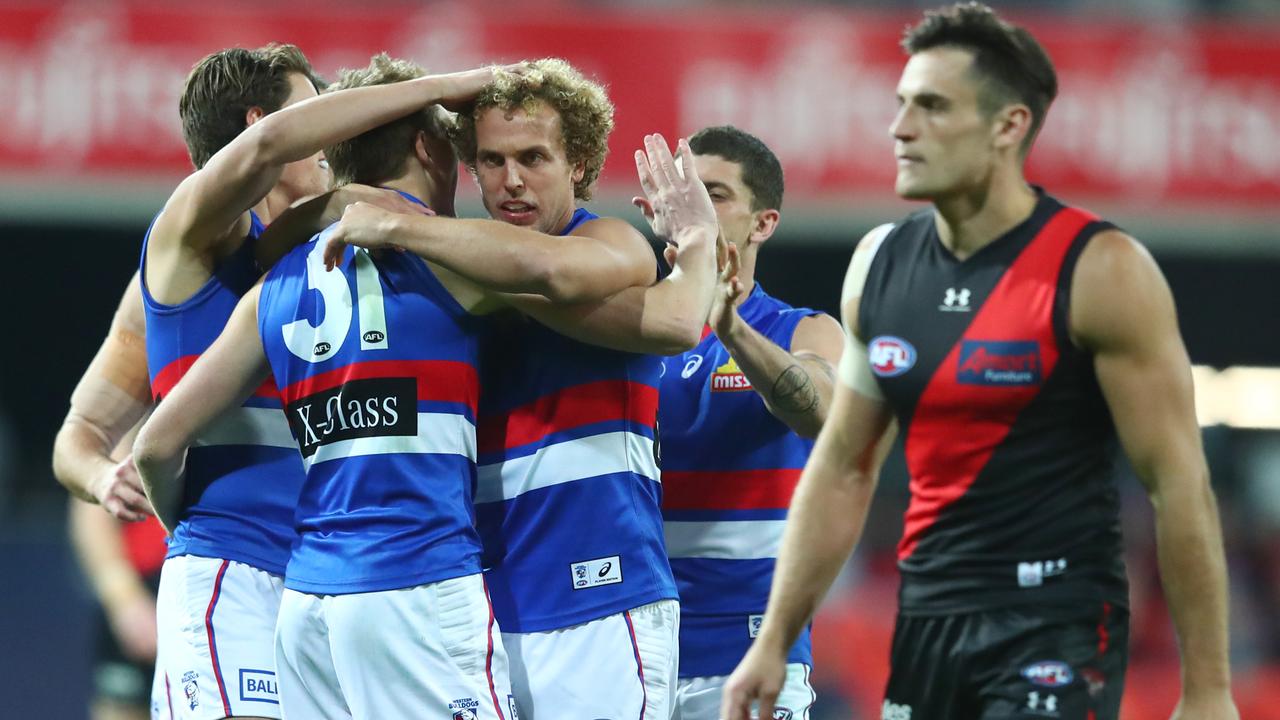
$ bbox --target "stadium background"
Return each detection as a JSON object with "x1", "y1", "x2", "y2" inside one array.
[{"x1": 1, "y1": 0, "x2": 1277, "y2": 717}]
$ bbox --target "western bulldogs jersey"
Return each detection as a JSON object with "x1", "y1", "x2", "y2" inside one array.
[
  {"x1": 660, "y1": 285, "x2": 820, "y2": 677},
  {"x1": 859, "y1": 191, "x2": 1128, "y2": 614},
  {"x1": 475, "y1": 208, "x2": 678, "y2": 632},
  {"x1": 259, "y1": 197, "x2": 486, "y2": 594},
  {"x1": 141, "y1": 212, "x2": 302, "y2": 575}
]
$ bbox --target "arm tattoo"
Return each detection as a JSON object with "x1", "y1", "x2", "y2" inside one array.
[{"x1": 770, "y1": 363, "x2": 819, "y2": 415}]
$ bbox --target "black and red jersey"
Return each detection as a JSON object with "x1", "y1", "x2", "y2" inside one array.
[{"x1": 860, "y1": 191, "x2": 1129, "y2": 615}]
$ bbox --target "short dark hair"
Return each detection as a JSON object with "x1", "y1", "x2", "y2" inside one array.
[
  {"x1": 178, "y1": 43, "x2": 325, "y2": 169},
  {"x1": 688, "y1": 126, "x2": 784, "y2": 212},
  {"x1": 324, "y1": 54, "x2": 455, "y2": 186},
  {"x1": 902, "y1": 2, "x2": 1057, "y2": 152}
]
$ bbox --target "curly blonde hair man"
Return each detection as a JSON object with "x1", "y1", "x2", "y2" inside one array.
[{"x1": 454, "y1": 57, "x2": 614, "y2": 200}]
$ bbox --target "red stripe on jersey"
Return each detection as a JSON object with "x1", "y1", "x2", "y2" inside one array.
[
  {"x1": 661, "y1": 469, "x2": 802, "y2": 511},
  {"x1": 477, "y1": 380, "x2": 658, "y2": 454},
  {"x1": 277, "y1": 359, "x2": 479, "y2": 410},
  {"x1": 151, "y1": 354, "x2": 279, "y2": 401},
  {"x1": 899, "y1": 207, "x2": 1097, "y2": 561}
]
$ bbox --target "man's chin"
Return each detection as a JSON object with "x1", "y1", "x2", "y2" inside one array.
[{"x1": 894, "y1": 180, "x2": 935, "y2": 201}]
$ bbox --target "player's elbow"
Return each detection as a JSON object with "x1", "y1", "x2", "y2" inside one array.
[
  {"x1": 535, "y1": 260, "x2": 602, "y2": 304},
  {"x1": 50, "y1": 423, "x2": 79, "y2": 493}
]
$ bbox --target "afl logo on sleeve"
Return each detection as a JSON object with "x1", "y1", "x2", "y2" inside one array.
[{"x1": 869, "y1": 336, "x2": 917, "y2": 377}]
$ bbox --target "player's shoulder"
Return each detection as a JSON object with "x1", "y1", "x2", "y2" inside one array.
[
  {"x1": 572, "y1": 214, "x2": 646, "y2": 243},
  {"x1": 152, "y1": 169, "x2": 251, "y2": 251}
]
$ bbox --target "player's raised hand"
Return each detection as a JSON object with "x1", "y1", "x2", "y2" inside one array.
[
  {"x1": 324, "y1": 202, "x2": 404, "y2": 270},
  {"x1": 90, "y1": 455, "x2": 153, "y2": 522},
  {"x1": 634, "y1": 134, "x2": 717, "y2": 247},
  {"x1": 721, "y1": 642, "x2": 786, "y2": 720},
  {"x1": 709, "y1": 243, "x2": 744, "y2": 335}
]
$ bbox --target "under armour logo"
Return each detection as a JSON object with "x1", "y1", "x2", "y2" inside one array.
[
  {"x1": 1027, "y1": 691, "x2": 1058, "y2": 714},
  {"x1": 940, "y1": 287, "x2": 971, "y2": 312}
]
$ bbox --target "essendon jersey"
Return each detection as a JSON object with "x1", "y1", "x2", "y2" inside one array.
[
  {"x1": 859, "y1": 191, "x2": 1128, "y2": 614},
  {"x1": 259, "y1": 198, "x2": 485, "y2": 595},
  {"x1": 660, "y1": 285, "x2": 819, "y2": 677},
  {"x1": 475, "y1": 208, "x2": 678, "y2": 633},
  {"x1": 141, "y1": 212, "x2": 302, "y2": 575}
]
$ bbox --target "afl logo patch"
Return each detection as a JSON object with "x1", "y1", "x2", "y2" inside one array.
[
  {"x1": 869, "y1": 336, "x2": 916, "y2": 377},
  {"x1": 1021, "y1": 660, "x2": 1074, "y2": 688}
]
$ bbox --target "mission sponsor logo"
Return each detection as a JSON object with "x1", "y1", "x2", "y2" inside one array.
[
  {"x1": 285, "y1": 376, "x2": 417, "y2": 457},
  {"x1": 869, "y1": 336, "x2": 916, "y2": 377},
  {"x1": 957, "y1": 340, "x2": 1042, "y2": 386},
  {"x1": 711, "y1": 356, "x2": 752, "y2": 392}
]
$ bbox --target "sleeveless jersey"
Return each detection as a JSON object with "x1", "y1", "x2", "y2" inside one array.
[
  {"x1": 859, "y1": 191, "x2": 1128, "y2": 615},
  {"x1": 259, "y1": 200, "x2": 485, "y2": 595},
  {"x1": 141, "y1": 211, "x2": 302, "y2": 575},
  {"x1": 475, "y1": 208, "x2": 678, "y2": 633},
  {"x1": 660, "y1": 285, "x2": 820, "y2": 677}
]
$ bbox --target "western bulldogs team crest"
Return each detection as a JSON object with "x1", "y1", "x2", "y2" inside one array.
[
  {"x1": 869, "y1": 336, "x2": 916, "y2": 377},
  {"x1": 449, "y1": 697, "x2": 480, "y2": 720},
  {"x1": 181, "y1": 671, "x2": 200, "y2": 710}
]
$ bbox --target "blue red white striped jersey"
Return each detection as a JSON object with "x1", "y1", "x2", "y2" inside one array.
[
  {"x1": 659, "y1": 284, "x2": 820, "y2": 677},
  {"x1": 475, "y1": 208, "x2": 678, "y2": 633},
  {"x1": 140, "y1": 211, "x2": 302, "y2": 575},
  {"x1": 258, "y1": 207, "x2": 487, "y2": 595}
]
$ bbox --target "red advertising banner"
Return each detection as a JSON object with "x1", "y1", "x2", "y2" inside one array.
[{"x1": 1, "y1": 1, "x2": 1277, "y2": 212}]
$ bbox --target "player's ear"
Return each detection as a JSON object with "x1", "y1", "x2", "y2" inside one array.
[
  {"x1": 245, "y1": 106, "x2": 266, "y2": 128},
  {"x1": 992, "y1": 103, "x2": 1031, "y2": 153},
  {"x1": 749, "y1": 208, "x2": 781, "y2": 246},
  {"x1": 414, "y1": 130, "x2": 433, "y2": 169}
]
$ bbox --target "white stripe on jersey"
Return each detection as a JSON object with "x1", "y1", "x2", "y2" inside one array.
[
  {"x1": 193, "y1": 406, "x2": 296, "y2": 449},
  {"x1": 663, "y1": 520, "x2": 786, "y2": 560},
  {"x1": 303, "y1": 412, "x2": 477, "y2": 468},
  {"x1": 474, "y1": 431, "x2": 659, "y2": 504}
]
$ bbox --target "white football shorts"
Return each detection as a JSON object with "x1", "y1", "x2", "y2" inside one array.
[
  {"x1": 274, "y1": 572, "x2": 516, "y2": 720},
  {"x1": 152, "y1": 555, "x2": 285, "y2": 719},
  {"x1": 503, "y1": 598, "x2": 679, "y2": 720},
  {"x1": 673, "y1": 663, "x2": 815, "y2": 720}
]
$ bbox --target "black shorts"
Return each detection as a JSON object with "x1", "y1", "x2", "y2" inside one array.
[
  {"x1": 91, "y1": 572, "x2": 161, "y2": 708},
  {"x1": 882, "y1": 601, "x2": 1128, "y2": 720}
]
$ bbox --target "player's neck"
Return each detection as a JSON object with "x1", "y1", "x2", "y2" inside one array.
[
  {"x1": 932, "y1": 174, "x2": 1037, "y2": 261},
  {"x1": 254, "y1": 188, "x2": 292, "y2": 225},
  {"x1": 380, "y1": 172, "x2": 450, "y2": 217}
]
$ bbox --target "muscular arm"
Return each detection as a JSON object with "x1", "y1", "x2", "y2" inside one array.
[
  {"x1": 255, "y1": 186, "x2": 435, "y2": 269},
  {"x1": 133, "y1": 283, "x2": 271, "y2": 532},
  {"x1": 350, "y1": 212, "x2": 657, "y2": 304},
  {"x1": 505, "y1": 226, "x2": 720, "y2": 354},
  {"x1": 722, "y1": 225, "x2": 896, "y2": 720},
  {"x1": 68, "y1": 498, "x2": 157, "y2": 663},
  {"x1": 1073, "y1": 231, "x2": 1235, "y2": 716},
  {"x1": 148, "y1": 70, "x2": 494, "y2": 303},
  {"x1": 718, "y1": 312, "x2": 843, "y2": 438},
  {"x1": 52, "y1": 272, "x2": 154, "y2": 518}
]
